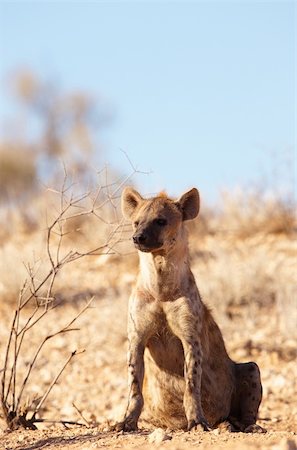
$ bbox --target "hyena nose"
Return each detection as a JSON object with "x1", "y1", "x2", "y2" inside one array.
[{"x1": 133, "y1": 233, "x2": 147, "y2": 244}]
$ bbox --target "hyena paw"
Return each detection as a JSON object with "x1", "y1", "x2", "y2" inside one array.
[
  {"x1": 110, "y1": 419, "x2": 138, "y2": 433},
  {"x1": 187, "y1": 418, "x2": 212, "y2": 432},
  {"x1": 244, "y1": 424, "x2": 267, "y2": 434},
  {"x1": 217, "y1": 420, "x2": 237, "y2": 433}
]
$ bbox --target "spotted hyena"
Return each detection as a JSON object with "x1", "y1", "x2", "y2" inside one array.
[{"x1": 114, "y1": 187, "x2": 265, "y2": 433}]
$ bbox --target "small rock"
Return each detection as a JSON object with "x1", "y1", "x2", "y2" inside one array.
[
  {"x1": 272, "y1": 438, "x2": 297, "y2": 450},
  {"x1": 148, "y1": 428, "x2": 172, "y2": 444},
  {"x1": 284, "y1": 439, "x2": 297, "y2": 450}
]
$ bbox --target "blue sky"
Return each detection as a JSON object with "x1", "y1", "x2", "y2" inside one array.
[{"x1": 0, "y1": 1, "x2": 295, "y2": 202}]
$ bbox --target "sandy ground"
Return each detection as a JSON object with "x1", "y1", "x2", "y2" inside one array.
[{"x1": 1, "y1": 427, "x2": 297, "y2": 450}]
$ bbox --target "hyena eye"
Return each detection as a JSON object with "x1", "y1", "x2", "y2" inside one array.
[
  {"x1": 156, "y1": 218, "x2": 167, "y2": 226},
  {"x1": 134, "y1": 221, "x2": 139, "y2": 227}
]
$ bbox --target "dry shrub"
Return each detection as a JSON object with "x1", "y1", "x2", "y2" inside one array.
[
  {"x1": 189, "y1": 190, "x2": 296, "y2": 240},
  {"x1": 0, "y1": 142, "x2": 37, "y2": 203},
  {"x1": 0, "y1": 164, "x2": 138, "y2": 430},
  {"x1": 216, "y1": 190, "x2": 296, "y2": 237},
  {"x1": 0, "y1": 171, "x2": 132, "y2": 309},
  {"x1": 188, "y1": 190, "x2": 296, "y2": 339}
]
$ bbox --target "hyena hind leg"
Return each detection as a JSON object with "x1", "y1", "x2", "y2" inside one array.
[{"x1": 229, "y1": 362, "x2": 267, "y2": 433}]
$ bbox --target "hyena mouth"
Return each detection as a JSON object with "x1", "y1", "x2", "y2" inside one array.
[{"x1": 134, "y1": 242, "x2": 163, "y2": 253}]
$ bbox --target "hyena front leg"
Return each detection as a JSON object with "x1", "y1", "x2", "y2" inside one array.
[
  {"x1": 182, "y1": 339, "x2": 211, "y2": 431},
  {"x1": 114, "y1": 333, "x2": 145, "y2": 432},
  {"x1": 166, "y1": 298, "x2": 211, "y2": 432}
]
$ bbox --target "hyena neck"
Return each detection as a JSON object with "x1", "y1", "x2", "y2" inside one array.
[{"x1": 138, "y1": 228, "x2": 191, "y2": 300}]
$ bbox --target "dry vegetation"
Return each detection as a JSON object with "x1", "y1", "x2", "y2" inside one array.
[{"x1": 0, "y1": 181, "x2": 296, "y2": 450}]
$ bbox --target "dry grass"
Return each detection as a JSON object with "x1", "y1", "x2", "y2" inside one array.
[
  {"x1": 187, "y1": 190, "x2": 296, "y2": 338},
  {"x1": 217, "y1": 190, "x2": 295, "y2": 237}
]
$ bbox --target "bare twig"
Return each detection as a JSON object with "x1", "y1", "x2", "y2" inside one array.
[
  {"x1": 15, "y1": 298, "x2": 92, "y2": 413},
  {"x1": 1, "y1": 310, "x2": 18, "y2": 422},
  {"x1": 32, "y1": 350, "x2": 84, "y2": 418},
  {"x1": 33, "y1": 418, "x2": 87, "y2": 427},
  {"x1": 72, "y1": 402, "x2": 91, "y2": 427}
]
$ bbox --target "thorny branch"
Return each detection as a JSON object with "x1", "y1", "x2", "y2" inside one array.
[{"x1": 0, "y1": 162, "x2": 141, "y2": 430}]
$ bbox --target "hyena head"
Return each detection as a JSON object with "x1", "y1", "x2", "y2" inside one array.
[{"x1": 121, "y1": 187, "x2": 200, "y2": 253}]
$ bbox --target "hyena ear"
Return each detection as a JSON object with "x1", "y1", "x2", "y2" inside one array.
[
  {"x1": 176, "y1": 188, "x2": 200, "y2": 221},
  {"x1": 121, "y1": 187, "x2": 144, "y2": 220}
]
